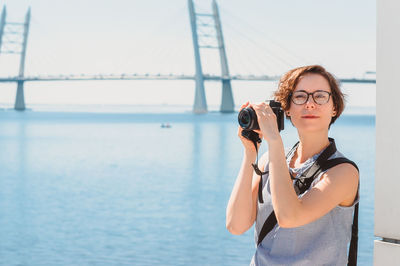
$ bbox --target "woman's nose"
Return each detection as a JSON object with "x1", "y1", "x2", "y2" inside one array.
[{"x1": 305, "y1": 98, "x2": 316, "y2": 109}]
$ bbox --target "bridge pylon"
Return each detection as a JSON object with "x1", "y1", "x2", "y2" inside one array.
[
  {"x1": 0, "y1": 6, "x2": 31, "y2": 111},
  {"x1": 212, "y1": 0, "x2": 234, "y2": 113},
  {"x1": 188, "y1": 0, "x2": 207, "y2": 114},
  {"x1": 188, "y1": 0, "x2": 235, "y2": 113}
]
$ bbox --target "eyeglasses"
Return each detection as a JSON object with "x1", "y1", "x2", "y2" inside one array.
[{"x1": 290, "y1": 90, "x2": 332, "y2": 105}]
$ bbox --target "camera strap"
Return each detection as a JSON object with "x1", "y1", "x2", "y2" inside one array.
[
  {"x1": 245, "y1": 130, "x2": 269, "y2": 204},
  {"x1": 255, "y1": 138, "x2": 359, "y2": 266}
]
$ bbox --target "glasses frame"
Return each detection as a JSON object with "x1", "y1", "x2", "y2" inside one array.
[{"x1": 290, "y1": 90, "x2": 332, "y2": 105}]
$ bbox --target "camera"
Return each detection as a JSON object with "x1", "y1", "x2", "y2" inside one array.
[{"x1": 238, "y1": 100, "x2": 285, "y2": 143}]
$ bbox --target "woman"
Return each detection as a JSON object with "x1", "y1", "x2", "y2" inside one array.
[{"x1": 226, "y1": 65, "x2": 359, "y2": 265}]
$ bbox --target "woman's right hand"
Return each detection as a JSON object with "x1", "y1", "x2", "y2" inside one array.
[{"x1": 238, "y1": 102, "x2": 263, "y2": 155}]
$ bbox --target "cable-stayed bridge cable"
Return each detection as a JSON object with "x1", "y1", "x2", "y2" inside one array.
[
  {"x1": 220, "y1": 6, "x2": 314, "y2": 66},
  {"x1": 223, "y1": 21, "x2": 294, "y2": 72}
]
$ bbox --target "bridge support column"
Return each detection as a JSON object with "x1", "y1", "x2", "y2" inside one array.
[
  {"x1": 188, "y1": 0, "x2": 207, "y2": 113},
  {"x1": 13, "y1": 8, "x2": 30, "y2": 111},
  {"x1": 220, "y1": 79, "x2": 234, "y2": 112},
  {"x1": 14, "y1": 81, "x2": 25, "y2": 110},
  {"x1": 213, "y1": 0, "x2": 234, "y2": 113}
]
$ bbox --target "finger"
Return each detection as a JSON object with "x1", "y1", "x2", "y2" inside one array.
[
  {"x1": 256, "y1": 102, "x2": 267, "y2": 108},
  {"x1": 255, "y1": 102, "x2": 269, "y2": 109},
  {"x1": 240, "y1": 102, "x2": 248, "y2": 107},
  {"x1": 239, "y1": 101, "x2": 250, "y2": 110},
  {"x1": 250, "y1": 103, "x2": 262, "y2": 112},
  {"x1": 261, "y1": 104, "x2": 275, "y2": 116},
  {"x1": 252, "y1": 105, "x2": 266, "y2": 116},
  {"x1": 237, "y1": 127, "x2": 244, "y2": 138},
  {"x1": 264, "y1": 104, "x2": 273, "y2": 113}
]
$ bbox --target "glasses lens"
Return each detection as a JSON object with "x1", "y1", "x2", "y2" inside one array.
[
  {"x1": 313, "y1": 91, "x2": 330, "y2": 104},
  {"x1": 292, "y1": 91, "x2": 308, "y2": 105}
]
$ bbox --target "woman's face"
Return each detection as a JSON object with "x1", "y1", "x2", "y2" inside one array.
[{"x1": 287, "y1": 73, "x2": 336, "y2": 132}]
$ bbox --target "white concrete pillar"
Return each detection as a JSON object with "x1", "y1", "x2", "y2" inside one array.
[{"x1": 375, "y1": 0, "x2": 400, "y2": 264}]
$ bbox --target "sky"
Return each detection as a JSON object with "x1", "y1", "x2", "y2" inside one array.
[{"x1": 0, "y1": 0, "x2": 376, "y2": 109}]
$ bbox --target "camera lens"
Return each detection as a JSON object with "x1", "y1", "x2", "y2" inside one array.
[
  {"x1": 238, "y1": 107, "x2": 259, "y2": 130},
  {"x1": 239, "y1": 110, "x2": 251, "y2": 128}
]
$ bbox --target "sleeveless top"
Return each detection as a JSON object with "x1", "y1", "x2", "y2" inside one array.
[{"x1": 250, "y1": 148, "x2": 359, "y2": 266}]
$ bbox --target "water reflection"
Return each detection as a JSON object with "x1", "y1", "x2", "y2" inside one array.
[{"x1": 0, "y1": 113, "x2": 31, "y2": 265}]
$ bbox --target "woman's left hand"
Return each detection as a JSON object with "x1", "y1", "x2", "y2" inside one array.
[{"x1": 251, "y1": 102, "x2": 281, "y2": 143}]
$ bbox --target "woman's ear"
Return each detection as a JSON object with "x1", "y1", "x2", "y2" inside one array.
[{"x1": 286, "y1": 111, "x2": 290, "y2": 117}]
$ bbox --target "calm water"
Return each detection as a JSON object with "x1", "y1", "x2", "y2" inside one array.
[{"x1": 0, "y1": 109, "x2": 375, "y2": 265}]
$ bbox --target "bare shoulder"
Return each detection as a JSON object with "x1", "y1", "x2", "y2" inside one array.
[
  {"x1": 325, "y1": 162, "x2": 359, "y2": 183},
  {"x1": 321, "y1": 162, "x2": 359, "y2": 206}
]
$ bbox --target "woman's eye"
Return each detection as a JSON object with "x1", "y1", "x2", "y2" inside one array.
[{"x1": 295, "y1": 95, "x2": 306, "y2": 99}]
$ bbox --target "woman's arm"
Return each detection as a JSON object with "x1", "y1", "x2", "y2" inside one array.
[
  {"x1": 226, "y1": 101, "x2": 266, "y2": 235},
  {"x1": 269, "y1": 138, "x2": 359, "y2": 228},
  {"x1": 226, "y1": 150, "x2": 268, "y2": 235}
]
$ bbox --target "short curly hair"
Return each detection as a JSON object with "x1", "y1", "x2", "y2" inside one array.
[{"x1": 274, "y1": 65, "x2": 345, "y2": 126}]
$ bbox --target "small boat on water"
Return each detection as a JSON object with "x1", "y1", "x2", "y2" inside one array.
[{"x1": 161, "y1": 123, "x2": 171, "y2": 128}]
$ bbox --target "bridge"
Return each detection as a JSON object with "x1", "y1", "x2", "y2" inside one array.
[
  {"x1": 0, "y1": 1, "x2": 376, "y2": 113},
  {"x1": 0, "y1": 73, "x2": 375, "y2": 83}
]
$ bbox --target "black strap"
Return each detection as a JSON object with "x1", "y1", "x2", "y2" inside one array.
[
  {"x1": 321, "y1": 157, "x2": 359, "y2": 172},
  {"x1": 256, "y1": 140, "x2": 359, "y2": 266},
  {"x1": 348, "y1": 202, "x2": 359, "y2": 266},
  {"x1": 242, "y1": 130, "x2": 267, "y2": 204}
]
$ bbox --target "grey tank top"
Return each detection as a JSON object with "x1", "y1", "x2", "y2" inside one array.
[{"x1": 250, "y1": 148, "x2": 359, "y2": 266}]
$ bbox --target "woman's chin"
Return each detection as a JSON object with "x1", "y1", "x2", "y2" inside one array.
[{"x1": 294, "y1": 122, "x2": 329, "y2": 132}]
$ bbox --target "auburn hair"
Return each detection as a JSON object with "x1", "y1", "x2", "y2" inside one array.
[{"x1": 274, "y1": 65, "x2": 345, "y2": 126}]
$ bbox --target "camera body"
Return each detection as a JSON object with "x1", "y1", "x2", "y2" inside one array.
[{"x1": 238, "y1": 100, "x2": 285, "y2": 143}]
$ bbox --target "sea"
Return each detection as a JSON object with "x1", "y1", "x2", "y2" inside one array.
[{"x1": 0, "y1": 104, "x2": 375, "y2": 266}]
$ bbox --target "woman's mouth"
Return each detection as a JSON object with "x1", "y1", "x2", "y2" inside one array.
[{"x1": 302, "y1": 115, "x2": 319, "y2": 119}]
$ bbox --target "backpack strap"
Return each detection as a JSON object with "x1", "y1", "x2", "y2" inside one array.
[
  {"x1": 348, "y1": 202, "x2": 359, "y2": 266},
  {"x1": 321, "y1": 157, "x2": 359, "y2": 172}
]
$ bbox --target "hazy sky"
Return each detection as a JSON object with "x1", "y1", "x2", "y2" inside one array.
[{"x1": 0, "y1": 0, "x2": 376, "y2": 107}]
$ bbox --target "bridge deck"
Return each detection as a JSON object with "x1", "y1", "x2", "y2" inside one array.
[{"x1": 0, "y1": 74, "x2": 376, "y2": 83}]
